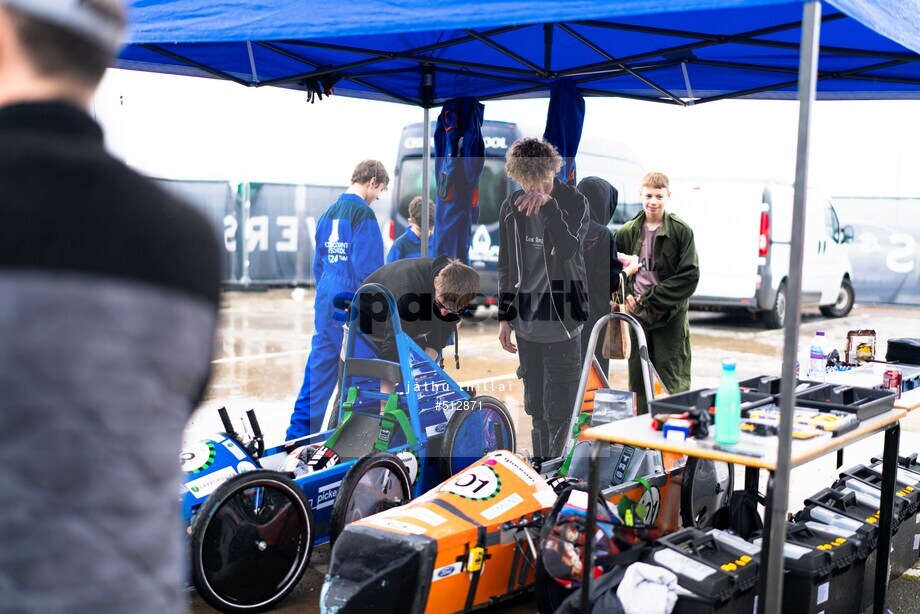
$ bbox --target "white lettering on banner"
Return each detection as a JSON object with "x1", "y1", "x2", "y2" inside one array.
[
  {"x1": 224, "y1": 215, "x2": 316, "y2": 254},
  {"x1": 305, "y1": 216, "x2": 317, "y2": 250},
  {"x1": 276, "y1": 216, "x2": 298, "y2": 252},
  {"x1": 481, "y1": 492, "x2": 524, "y2": 520},
  {"x1": 887, "y1": 233, "x2": 916, "y2": 274},
  {"x1": 248, "y1": 215, "x2": 269, "y2": 252},
  {"x1": 856, "y1": 230, "x2": 917, "y2": 274},
  {"x1": 224, "y1": 215, "x2": 238, "y2": 251},
  {"x1": 407, "y1": 135, "x2": 507, "y2": 150}
]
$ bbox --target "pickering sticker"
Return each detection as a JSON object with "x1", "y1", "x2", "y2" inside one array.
[
  {"x1": 432, "y1": 562, "x2": 463, "y2": 581},
  {"x1": 185, "y1": 466, "x2": 236, "y2": 499},
  {"x1": 442, "y1": 465, "x2": 501, "y2": 501},
  {"x1": 180, "y1": 441, "x2": 215, "y2": 474}
]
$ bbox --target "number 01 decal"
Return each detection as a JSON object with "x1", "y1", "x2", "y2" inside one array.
[{"x1": 442, "y1": 465, "x2": 501, "y2": 500}]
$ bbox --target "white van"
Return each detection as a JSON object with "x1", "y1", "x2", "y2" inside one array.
[{"x1": 667, "y1": 180, "x2": 856, "y2": 329}]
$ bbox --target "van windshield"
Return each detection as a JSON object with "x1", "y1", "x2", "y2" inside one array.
[{"x1": 397, "y1": 158, "x2": 508, "y2": 226}]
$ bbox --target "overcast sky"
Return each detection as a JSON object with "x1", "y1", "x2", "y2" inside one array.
[{"x1": 93, "y1": 68, "x2": 919, "y2": 198}]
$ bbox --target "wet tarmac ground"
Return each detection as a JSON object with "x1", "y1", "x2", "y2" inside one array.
[{"x1": 188, "y1": 289, "x2": 920, "y2": 613}]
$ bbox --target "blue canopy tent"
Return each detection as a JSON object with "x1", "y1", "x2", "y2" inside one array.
[{"x1": 121, "y1": 2, "x2": 920, "y2": 612}]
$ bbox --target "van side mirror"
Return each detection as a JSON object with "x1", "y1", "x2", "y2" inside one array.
[{"x1": 840, "y1": 224, "x2": 855, "y2": 244}]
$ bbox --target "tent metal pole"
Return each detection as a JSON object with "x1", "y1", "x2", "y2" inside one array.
[
  {"x1": 760, "y1": 2, "x2": 821, "y2": 613},
  {"x1": 421, "y1": 107, "x2": 431, "y2": 257},
  {"x1": 240, "y1": 181, "x2": 252, "y2": 286},
  {"x1": 421, "y1": 66, "x2": 434, "y2": 258}
]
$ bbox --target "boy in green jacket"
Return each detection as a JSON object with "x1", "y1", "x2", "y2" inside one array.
[{"x1": 615, "y1": 172, "x2": 699, "y2": 413}]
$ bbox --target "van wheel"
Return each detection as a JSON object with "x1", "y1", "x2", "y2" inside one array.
[
  {"x1": 762, "y1": 282, "x2": 786, "y2": 329},
  {"x1": 820, "y1": 279, "x2": 854, "y2": 318}
]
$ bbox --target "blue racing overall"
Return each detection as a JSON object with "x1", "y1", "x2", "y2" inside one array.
[{"x1": 288, "y1": 192, "x2": 384, "y2": 440}]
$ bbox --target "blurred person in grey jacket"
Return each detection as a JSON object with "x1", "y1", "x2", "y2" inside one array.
[{"x1": 0, "y1": 1, "x2": 220, "y2": 611}]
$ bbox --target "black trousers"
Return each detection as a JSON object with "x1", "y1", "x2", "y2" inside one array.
[{"x1": 516, "y1": 335, "x2": 583, "y2": 459}]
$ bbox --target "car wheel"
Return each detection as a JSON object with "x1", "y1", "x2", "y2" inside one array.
[
  {"x1": 680, "y1": 457, "x2": 735, "y2": 529},
  {"x1": 329, "y1": 451, "x2": 412, "y2": 545},
  {"x1": 762, "y1": 281, "x2": 786, "y2": 329},
  {"x1": 820, "y1": 278, "x2": 854, "y2": 318},
  {"x1": 191, "y1": 470, "x2": 314, "y2": 613},
  {"x1": 439, "y1": 395, "x2": 516, "y2": 479}
]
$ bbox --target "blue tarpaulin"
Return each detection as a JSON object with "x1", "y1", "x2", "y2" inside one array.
[
  {"x1": 122, "y1": 0, "x2": 920, "y2": 105},
  {"x1": 118, "y1": 3, "x2": 919, "y2": 613}
]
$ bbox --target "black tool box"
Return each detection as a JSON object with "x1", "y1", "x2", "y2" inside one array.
[
  {"x1": 648, "y1": 528, "x2": 759, "y2": 614},
  {"x1": 754, "y1": 521, "x2": 862, "y2": 613}
]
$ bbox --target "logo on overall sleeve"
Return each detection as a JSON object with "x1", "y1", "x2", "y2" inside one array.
[{"x1": 326, "y1": 219, "x2": 350, "y2": 264}]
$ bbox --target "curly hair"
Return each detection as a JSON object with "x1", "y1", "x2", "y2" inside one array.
[
  {"x1": 351, "y1": 160, "x2": 390, "y2": 187},
  {"x1": 504, "y1": 138, "x2": 562, "y2": 188}
]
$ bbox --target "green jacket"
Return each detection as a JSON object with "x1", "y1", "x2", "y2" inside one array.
[{"x1": 615, "y1": 210, "x2": 700, "y2": 329}]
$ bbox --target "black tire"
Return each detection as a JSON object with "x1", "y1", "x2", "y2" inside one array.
[
  {"x1": 329, "y1": 451, "x2": 412, "y2": 545},
  {"x1": 762, "y1": 281, "x2": 786, "y2": 329},
  {"x1": 535, "y1": 554, "x2": 573, "y2": 614},
  {"x1": 191, "y1": 470, "x2": 314, "y2": 613},
  {"x1": 439, "y1": 395, "x2": 516, "y2": 479},
  {"x1": 820, "y1": 278, "x2": 855, "y2": 318},
  {"x1": 680, "y1": 457, "x2": 735, "y2": 529}
]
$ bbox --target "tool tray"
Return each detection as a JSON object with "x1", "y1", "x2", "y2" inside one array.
[
  {"x1": 793, "y1": 384, "x2": 896, "y2": 422},
  {"x1": 738, "y1": 375, "x2": 824, "y2": 397},
  {"x1": 648, "y1": 388, "x2": 773, "y2": 420}
]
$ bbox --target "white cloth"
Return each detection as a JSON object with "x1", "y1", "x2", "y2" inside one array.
[{"x1": 616, "y1": 562, "x2": 679, "y2": 614}]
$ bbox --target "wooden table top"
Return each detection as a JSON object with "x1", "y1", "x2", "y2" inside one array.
[{"x1": 583, "y1": 408, "x2": 907, "y2": 471}]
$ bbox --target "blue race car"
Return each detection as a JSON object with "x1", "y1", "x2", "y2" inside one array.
[{"x1": 179, "y1": 283, "x2": 516, "y2": 613}]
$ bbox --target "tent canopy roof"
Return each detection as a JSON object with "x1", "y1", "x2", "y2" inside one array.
[{"x1": 121, "y1": 0, "x2": 920, "y2": 105}]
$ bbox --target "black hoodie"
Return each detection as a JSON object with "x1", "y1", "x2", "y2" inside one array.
[
  {"x1": 498, "y1": 178, "x2": 589, "y2": 338},
  {"x1": 578, "y1": 177, "x2": 625, "y2": 319}
]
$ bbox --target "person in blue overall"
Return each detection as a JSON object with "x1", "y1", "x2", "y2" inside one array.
[
  {"x1": 287, "y1": 160, "x2": 389, "y2": 441},
  {"x1": 386, "y1": 196, "x2": 435, "y2": 263}
]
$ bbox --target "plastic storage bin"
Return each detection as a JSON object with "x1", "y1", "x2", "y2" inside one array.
[
  {"x1": 753, "y1": 521, "x2": 861, "y2": 613},
  {"x1": 648, "y1": 528, "x2": 759, "y2": 614},
  {"x1": 864, "y1": 458, "x2": 920, "y2": 579},
  {"x1": 796, "y1": 485, "x2": 889, "y2": 612}
]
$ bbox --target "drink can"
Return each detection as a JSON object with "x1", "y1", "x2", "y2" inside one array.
[{"x1": 883, "y1": 368, "x2": 902, "y2": 399}]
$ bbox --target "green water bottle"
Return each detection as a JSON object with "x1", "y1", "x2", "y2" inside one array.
[{"x1": 715, "y1": 358, "x2": 742, "y2": 445}]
